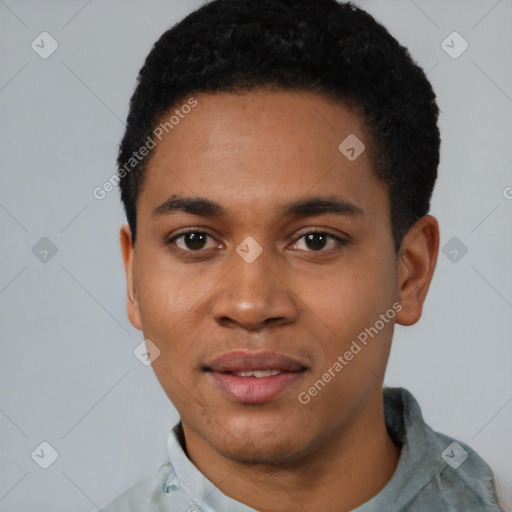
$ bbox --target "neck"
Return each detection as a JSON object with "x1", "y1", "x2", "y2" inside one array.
[{"x1": 182, "y1": 388, "x2": 401, "y2": 512}]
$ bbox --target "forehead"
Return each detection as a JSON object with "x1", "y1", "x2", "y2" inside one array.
[{"x1": 138, "y1": 89, "x2": 386, "y2": 221}]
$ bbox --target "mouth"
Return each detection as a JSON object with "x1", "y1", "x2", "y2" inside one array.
[
  {"x1": 229, "y1": 369, "x2": 283, "y2": 377},
  {"x1": 203, "y1": 350, "x2": 308, "y2": 404}
]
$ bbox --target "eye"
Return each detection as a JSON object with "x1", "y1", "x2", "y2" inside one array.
[
  {"x1": 168, "y1": 230, "x2": 220, "y2": 252},
  {"x1": 167, "y1": 228, "x2": 347, "y2": 255},
  {"x1": 291, "y1": 230, "x2": 347, "y2": 252}
]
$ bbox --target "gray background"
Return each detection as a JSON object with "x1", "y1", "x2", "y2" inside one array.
[{"x1": 1, "y1": 0, "x2": 511, "y2": 510}]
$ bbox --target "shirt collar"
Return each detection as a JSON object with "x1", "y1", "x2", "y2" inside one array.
[
  {"x1": 352, "y1": 386, "x2": 448, "y2": 511},
  {"x1": 163, "y1": 386, "x2": 446, "y2": 511},
  {"x1": 164, "y1": 422, "x2": 256, "y2": 511}
]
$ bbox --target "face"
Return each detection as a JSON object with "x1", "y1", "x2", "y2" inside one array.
[{"x1": 121, "y1": 89, "x2": 434, "y2": 466}]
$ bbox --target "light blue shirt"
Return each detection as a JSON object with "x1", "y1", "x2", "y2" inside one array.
[{"x1": 101, "y1": 387, "x2": 504, "y2": 511}]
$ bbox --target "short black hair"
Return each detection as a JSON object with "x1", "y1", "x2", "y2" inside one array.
[{"x1": 118, "y1": 0, "x2": 440, "y2": 250}]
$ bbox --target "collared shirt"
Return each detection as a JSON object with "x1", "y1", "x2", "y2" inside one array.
[{"x1": 102, "y1": 386, "x2": 504, "y2": 511}]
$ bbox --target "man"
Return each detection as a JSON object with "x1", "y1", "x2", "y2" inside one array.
[{"x1": 103, "y1": 0, "x2": 504, "y2": 510}]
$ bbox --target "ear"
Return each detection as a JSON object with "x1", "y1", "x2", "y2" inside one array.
[
  {"x1": 395, "y1": 215, "x2": 439, "y2": 326},
  {"x1": 120, "y1": 224, "x2": 142, "y2": 331}
]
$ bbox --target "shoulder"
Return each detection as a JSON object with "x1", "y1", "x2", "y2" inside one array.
[
  {"x1": 384, "y1": 387, "x2": 504, "y2": 511},
  {"x1": 421, "y1": 428, "x2": 503, "y2": 511}
]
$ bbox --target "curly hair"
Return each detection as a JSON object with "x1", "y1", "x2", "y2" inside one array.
[{"x1": 117, "y1": 0, "x2": 440, "y2": 250}]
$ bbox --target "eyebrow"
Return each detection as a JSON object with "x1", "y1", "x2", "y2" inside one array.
[{"x1": 151, "y1": 194, "x2": 363, "y2": 219}]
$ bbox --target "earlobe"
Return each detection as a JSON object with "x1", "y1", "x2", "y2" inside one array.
[
  {"x1": 395, "y1": 216, "x2": 439, "y2": 327},
  {"x1": 120, "y1": 224, "x2": 143, "y2": 331}
]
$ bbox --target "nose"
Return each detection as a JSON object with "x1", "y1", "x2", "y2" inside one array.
[{"x1": 209, "y1": 244, "x2": 300, "y2": 332}]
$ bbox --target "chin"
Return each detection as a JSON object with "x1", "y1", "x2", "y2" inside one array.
[
  {"x1": 214, "y1": 436, "x2": 305, "y2": 466},
  {"x1": 204, "y1": 413, "x2": 314, "y2": 466}
]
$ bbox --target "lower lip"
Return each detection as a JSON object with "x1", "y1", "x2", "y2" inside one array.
[{"x1": 208, "y1": 371, "x2": 305, "y2": 404}]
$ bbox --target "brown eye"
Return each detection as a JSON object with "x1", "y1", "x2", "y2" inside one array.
[
  {"x1": 182, "y1": 232, "x2": 208, "y2": 250},
  {"x1": 170, "y1": 231, "x2": 217, "y2": 251},
  {"x1": 292, "y1": 231, "x2": 346, "y2": 253},
  {"x1": 304, "y1": 232, "x2": 328, "y2": 251}
]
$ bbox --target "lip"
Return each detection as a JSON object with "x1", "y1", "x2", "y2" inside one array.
[
  {"x1": 204, "y1": 350, "x2": 308, "y2": 404},
  {"x1": 204, "y1": 350, "x2": 307, "y2": 373}
]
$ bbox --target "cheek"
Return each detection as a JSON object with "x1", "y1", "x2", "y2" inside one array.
[
  {"x1": 304, "y1": 261, "x2": 395, "y2": 334},
  {"x1": 135, "y1": 254, "x2": 201, "y2": 330},
  {"x1": 133, "y1": 253, "x2": 215, "y2": 373},
  {"x1": 297, "y1": 255, "x2": 397, "y2": 382}
]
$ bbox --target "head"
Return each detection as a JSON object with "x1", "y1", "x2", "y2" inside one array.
[{"x1": 119, "y1": 0, "x2": 440, "y2": 467}]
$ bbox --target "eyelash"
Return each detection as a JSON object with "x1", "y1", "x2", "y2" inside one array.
[{"x1": 166, "y1": 227, "x2": 348, "y2": 256}]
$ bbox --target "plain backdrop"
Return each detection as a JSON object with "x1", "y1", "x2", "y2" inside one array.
[{"x1": 1, "y1": 0, "x2": 511, "y2": 511}]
